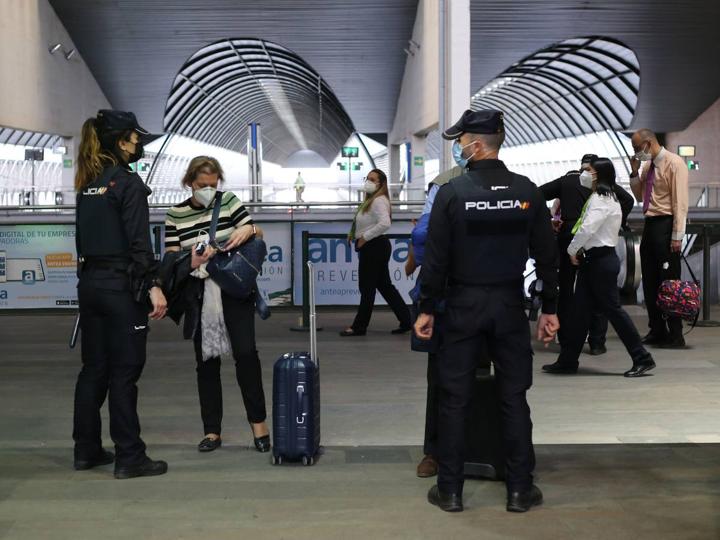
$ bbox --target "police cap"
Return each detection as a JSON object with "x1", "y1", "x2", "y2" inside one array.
[
  {"x1": 95, "y1": 110, "x2": 149, "y2": 136},
  {"x1": 442, "y1": 109, "x2": 504, "y2": 140}
]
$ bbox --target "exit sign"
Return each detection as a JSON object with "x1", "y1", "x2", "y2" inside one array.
[
  {"x1": 342, "y1": 146, "x2": 359, "y2": 158},
  {"x1": 413, "y1": 156, "x2": 424, "y2": 167}
]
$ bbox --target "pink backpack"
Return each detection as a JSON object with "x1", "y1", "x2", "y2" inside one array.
[{"x1": 656, "y1": 255, "x2": 701, "y2": 323}]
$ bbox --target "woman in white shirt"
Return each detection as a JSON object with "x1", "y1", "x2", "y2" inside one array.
[
  {"x1": 543, "y1": 158, "x2": 655, "y2": 378},
  {"x1": 340, "y1": 169, "x2": 412, "y2": 336}
]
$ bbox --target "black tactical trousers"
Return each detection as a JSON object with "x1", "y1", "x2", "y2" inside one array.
[
  {"x1": 73, "y1": 268, "x2": 149, "y2": 467},
  {"x1": 437, "y1": 284, "x2": 535, "y2": 495}
]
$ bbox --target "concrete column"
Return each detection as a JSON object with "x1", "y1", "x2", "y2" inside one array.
[
  {"x1": 439, "y1": 0, "x2": 471, "y2": 172},
  {"x1": 388, "y1": 142, "x2": 401, "y2": 199},
  {"x1": 410, "y1": 134, "x2": 427, "y2": 201}
]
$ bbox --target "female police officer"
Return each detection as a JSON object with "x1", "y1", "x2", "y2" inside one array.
[{"x1": 73, "y1": 110, "x2": 168, "y2": 479}]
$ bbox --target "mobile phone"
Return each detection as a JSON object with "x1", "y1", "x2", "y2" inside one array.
[{"x1": 195, "y1": 242, "x2": 206, "y2": 255}]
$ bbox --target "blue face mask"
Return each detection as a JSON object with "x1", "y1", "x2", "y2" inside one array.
[{"x1": 452, "y1": 141, "x2": 474, "y2": 168}]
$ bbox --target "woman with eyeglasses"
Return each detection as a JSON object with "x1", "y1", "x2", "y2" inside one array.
[
  {"x1": 341, "y1": 168, "x2": 412, "y2": 336},
  {"x1": 542, "y1": 157, "x2": 655, "y2": 378}
]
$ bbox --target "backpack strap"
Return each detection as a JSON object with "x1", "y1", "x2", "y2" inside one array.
[{"x1": 681, "y1": 252, "x2": 700, "y2": 285}]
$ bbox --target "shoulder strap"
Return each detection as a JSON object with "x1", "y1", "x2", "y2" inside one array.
[
  {"x1": 681, "y1": 252, "x2": 700, "y2": 285},
  {"x1": 208, "y1": 191, "x2": 224, "y2": 243}
]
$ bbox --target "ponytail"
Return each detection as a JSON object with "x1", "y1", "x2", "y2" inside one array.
[{"x1": 75, "y1": 118, "x2": 117, "y2": 191}]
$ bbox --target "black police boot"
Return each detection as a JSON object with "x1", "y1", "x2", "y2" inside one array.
[
  {"x1": 427, "y1": 485, "x2": 463, "y2": 512},
  {"x1": 641, "y1": 332, "x2": 667, "y2": 346},
  {"x1": 658, "y1": 336, "x2": 686, "y2": 350},
  {"x1": 624, "y1": 354, "x2": 656, "y2": 378},
  {"x1": 507, "y1": 485, "x2": 543, "y2": 513},
  {"x1": 74, "y1": 449, "x2": 114, "y2": 471},
  {"x1": 587, "y1": 344, "x2": 607, "y2": 356},
  {"x1": 114, "y1": 457, "x2": 168, "y2": 479},
  {"x1": 541, "y1": 361, "x2": 578, "y2": 374}
]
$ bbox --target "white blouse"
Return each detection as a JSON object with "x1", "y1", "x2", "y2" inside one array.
[
  {"x1": 568, "y1": 193, "x2": 622, "y2": 255},
  {"x1": 355, "y1": 196, "x2": 391, "y2": 241}
]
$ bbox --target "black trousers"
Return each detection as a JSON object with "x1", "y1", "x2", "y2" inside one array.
[
  {"x1": 193, "y1": 291, "x2": 267, "y2": 435},
  {"x1": 351, "y1": 236, "x2": 411, "y2": 331},
  {"x1": 558, "y1": 247, "x2": 648, "y2": 367},
  {"x1": 423, "y1": 353, "x2": 439, "y2": 456},
  {"x1": 437, "y1": 284, "x2": 535, "y2": 495},
  {"x1": 73, "y1": 269, "x2": 149, "y2": 467},
  {"x1": 557, "y1": 233, "x2": 608, "y2": 349},
  {"x1": 641, "y1": 216, "x2": 683, "y2": 339}
]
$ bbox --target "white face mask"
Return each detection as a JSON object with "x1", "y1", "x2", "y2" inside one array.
[
  {"x1": 579, "y1": 170, "x2": 594, "y2": 189},
  {"x1": 193, "y1": 186, "x2": 217, "y2": 208},
  {"x1": 634, "y1": 144, "x2": 652, "y2": 162},
  {"x1": 362, "y1": 180, "x2": 378, "y2": 194}
]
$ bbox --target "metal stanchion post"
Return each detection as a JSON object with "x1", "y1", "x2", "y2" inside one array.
[
  {"x1": 291, "y1": 231, "x2": 323, "y2": 332},
  {"x1": 696, "y1": 225, "x2": 720, "y2": 327}
]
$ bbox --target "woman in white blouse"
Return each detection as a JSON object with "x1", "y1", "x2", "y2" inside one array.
[
  {"x1": 341, "y1": 169, "x2": 412, "y2": 337},
  {"x1": 543, "y1": 157, "x2": 655, "y2": 378}
]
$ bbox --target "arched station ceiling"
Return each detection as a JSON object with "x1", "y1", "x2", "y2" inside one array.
[
  {"x1": 165, "y1": 38, "x2": 354, "y2": 165},
  {"x1": 472, "y1": 36, "x2": 639, "y2": 147}
]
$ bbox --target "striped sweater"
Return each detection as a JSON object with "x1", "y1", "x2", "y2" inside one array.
[{"x1": 164, "y1": 191, "x2": 253, "y2": 251}]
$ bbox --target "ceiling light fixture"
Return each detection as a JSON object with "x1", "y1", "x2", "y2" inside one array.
[
  {"x1": 64, "y1": 48, "x2": 76, "y2": 60},
  {"x1": 48, "y1": 43, "x2": 62, "y2": 54}
]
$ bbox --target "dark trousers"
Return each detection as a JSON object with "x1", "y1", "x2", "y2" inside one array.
[
  {"x1": 641, "y1": 216, "x2": 683, "y2": 339},
  {"x1": 352, "y1": 236, "x2": 411, "y2": 331},
  {"x1": 423, "y1": 353, "x2": 439, "y2": 456},
  {"x1": 437, "y1": 285, "x2": 535, "y2": 495},
  {"x1": 73, "y1": 270, "x2": 148, "y2": 467},
  {"x1": 193, "y1": 291, "x2": 267, "y2": 435},
  {"x1": 558, "y1": 247, "x2": 648, "y2": 367},
  {"x1": 557, "y1": 233, "x2": 608, "y2": 349}
]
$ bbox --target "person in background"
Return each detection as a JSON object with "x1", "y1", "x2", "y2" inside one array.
[
  {"x1": 540, "y1": 154, "x2": 635, "y2": 359},
  {"x1": 629, "y1": 129, "x2": 689, "y2": 349},
  {"x1": 73, "y1": 110, "x2": 168, "y2": 479},
  {"x1": 543, "y1": 157, "x2": 655, "y2": 377},
  {"x1": 294, "y1": 171, "x2": 305, "y2": 203},
  {"x1": 341, "y1": 168, "x2": 412, "y2": 336},
  {"x1": 164, "y1": 156, "x2": 271, "y2": 454}
]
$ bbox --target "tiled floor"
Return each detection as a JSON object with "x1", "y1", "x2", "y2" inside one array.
[{"x1": 1, "y1": 308, "x2": 719, "y2": 539}]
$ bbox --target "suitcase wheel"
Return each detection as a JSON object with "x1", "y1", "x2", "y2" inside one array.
[
  {"x1": 271, "y1": 455, "x2": 282, "y2": 465},
  {"x1": 302, "y1": 455, "x2": 314, "y2": 466}
]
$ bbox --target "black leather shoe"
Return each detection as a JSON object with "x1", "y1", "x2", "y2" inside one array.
[
  {"x1": 427, "y1": 485, "x2": 463, "y2": 512},
  {"x1": 391, "y1": 325, "x2": 412, "y2": 335},
  {"x1": 507, "y1": 485, "x2": 543, "y2": 513},
  {"x1": 114, "y1": 457, "x2": 168, "y2": 479},
  {"x1": 641, "y1": 332, "x2": 667, "y2": 346},
  {"x1": 542, "y1": 361, "x2": 578, "y2": 374},
  {"x1": 74, "y1": 449, "x2": 114, "y2": 471},
  {"x1": 198, "y1": 436, "x2": 222, "y2": 453},
  {"x1": 588, "y1": 344, "x2": 607, "y2": 356},
  {"x1": 658, "y1": 337, "x2": 686, "y2": 349},
  {"x1": 254, "y1": 435, "x2": 271, "y2": 453},
  {"x1": 624, "y1": 356, "x2": 656, "y2": 378}
]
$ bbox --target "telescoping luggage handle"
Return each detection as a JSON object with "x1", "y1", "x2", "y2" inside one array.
[{"x1": 308, "y1": 261, "x2": 318, "y2": 366}]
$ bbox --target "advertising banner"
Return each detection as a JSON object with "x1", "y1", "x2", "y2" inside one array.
[
  {"x1": 0, "y1": 224, "x2": 78, "y2": 309},
  {"x1": 256, "y1": 222, "x2": 292, "y2": 306},
  {"x1": 292, "y1": 221, "x2": 418, "y2": 306}
]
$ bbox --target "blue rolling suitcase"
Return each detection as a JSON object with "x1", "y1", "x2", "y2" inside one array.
[{"x1": 271, "y1": 262, "x2": 320, "y2": 466}]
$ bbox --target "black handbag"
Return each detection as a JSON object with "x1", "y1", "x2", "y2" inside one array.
[{"x1": 206, "y1": 192, "x2": 267, "y2": 301}]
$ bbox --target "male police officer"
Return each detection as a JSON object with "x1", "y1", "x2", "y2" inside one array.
[{"x1": 415, "y1": 109, "x2": 559, "y2": 513}]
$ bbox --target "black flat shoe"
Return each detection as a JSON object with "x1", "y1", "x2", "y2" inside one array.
[
  {"x1": 114, "y1": 457, "x2": 168, "y2": 480},
  {"x1": 391, "y1": 326, "x2": 412, "y2": 335},
  {"x1": 641, "y1": 332, "x2": 667, "y2": 346},
  {"x1": 507, "y1": 485, "x2": 543, "y2": 513},
  {"x1": 427, "y1": 485, "x2": 463, "y2": 512},
  {"x1": 624, "y1": 357, "x2": 656, "y2": 378},
  {"x1": 74, "y1": 449, "x2": 114, "y2": 471},
  {"x1": 254, "y1": 435, "x2": 271, "y2": 453},
  {"x1": 542, "y1": 361, "x2": 578, "y2": 374},
  {"x1": 658, "y1": 337, "x2": 686, "y2": 349},
  {"x1": 339, "y1": 328, "x2": 366, "y2": 337},
  {"x1": 587, "y1": 344, "x2": 607, "y2": 356},
  {"x1": 198, "y1": 437, "x2": 222, "y2": 453}
]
